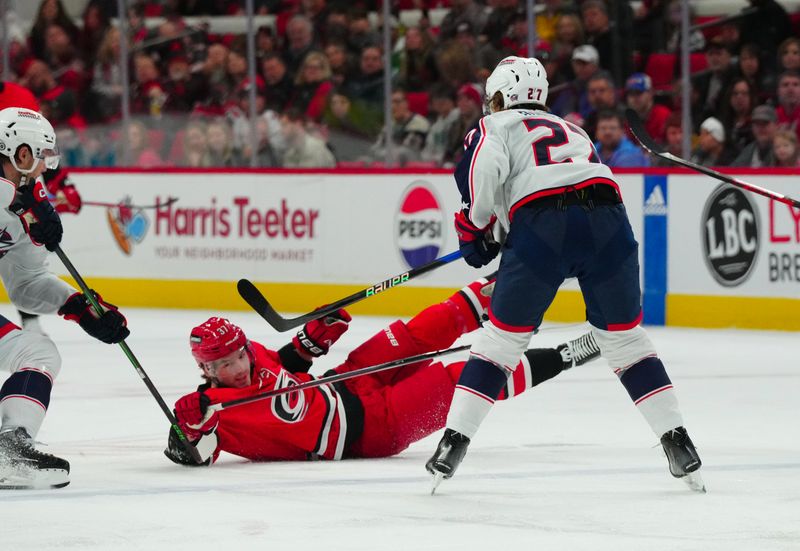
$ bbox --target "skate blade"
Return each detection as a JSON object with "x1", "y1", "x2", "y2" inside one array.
[
  {"x1": 681, "y1": 471, "x2": 706, "y2": 493},
  {"x1": 0, "y1": 469, "x2": 70, "y2": 490},
  {"x1": 430, "y1": 472, "x2": 444, "y2": 495}
]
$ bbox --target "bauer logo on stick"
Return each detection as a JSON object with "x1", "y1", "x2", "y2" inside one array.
[
  {"x1": 396, "y1": 182, "x2": 445, "y2": 268},
  {"x1": 702, "y1": 185, "x2": 759, "y2": 287}
]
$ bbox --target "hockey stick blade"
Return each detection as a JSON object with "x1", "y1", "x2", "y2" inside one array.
[
  {"x1": 625, "y1": 108, "x2": 800, "y2": 209},
  {"x1": 238, "y1": 250, "x2": 463, "y2": 332},
  {"x1": 237, "y1": 279, "x2": 294, "y2": 331}
]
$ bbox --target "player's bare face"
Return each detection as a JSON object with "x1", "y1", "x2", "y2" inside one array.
[{"x1": 208, "y1": 348, "x2": 251, "y2": 388}]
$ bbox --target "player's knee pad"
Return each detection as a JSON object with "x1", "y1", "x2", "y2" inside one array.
[
  {"x1": 6, "y1": 331, "x2": 62, "y2": 381},
  {"x1": 470, "y1": 320, "x2": 535, "y2": 372},
  {"x1": 591, "y1": 325, "x2": 656, "y2": 372}
]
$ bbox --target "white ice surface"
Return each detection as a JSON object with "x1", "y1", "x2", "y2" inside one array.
[{"x1": 2, "y1": 305, "x2": 799, "y2": 551}]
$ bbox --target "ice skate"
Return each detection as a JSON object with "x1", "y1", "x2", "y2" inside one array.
[
  {"x1": 0, "y1": 428, "x2": 70, "y2": 490},
  {"x1": 426, "y1": 429, "x2": 470, "y2": 494},
  {"x1": 557, "y1": 331, "x2": 601, "y2": 370},
  {"x1": 660, "y1": 426, "x2": 705, "y2": 493}
]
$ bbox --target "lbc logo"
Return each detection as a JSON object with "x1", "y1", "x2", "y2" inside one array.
[{"x1": 702, "y1": 186, "x2": 759, "y2": 287}]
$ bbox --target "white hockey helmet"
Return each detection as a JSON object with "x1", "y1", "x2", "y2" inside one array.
[
  {"x1": 0, "y1": 107, "x2": 59, "y2": 174},
  {"x1": 485, "y1": 56, "x2": 549, "y2": 113}
]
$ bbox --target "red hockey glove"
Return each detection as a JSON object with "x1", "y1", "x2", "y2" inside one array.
[
  {"x1": 54, "y1": 185, "x2": 82, "y2": 214},
  {"x1": 454, "y1": 211, "x2": 501, "y2": 268},
  {"x1": 174, "y1": 392, "x2": 218, "y2": 441},
  {"x1": 58, "y1": 291, "x2": 130, "y2": 344},
  {"x1": 11, "y1": 181, "x2": 63, "y2": 251},
  {"x1": 293, "y1": 308, "x2": 352, "y2": 358}
]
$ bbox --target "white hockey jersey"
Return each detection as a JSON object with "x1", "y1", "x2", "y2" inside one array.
[
  {"x1": 454, "y1": 109, "x2": 619, "y2": 229},
  {"x1": 0, "y1": 177, "x2": 73, "y2": 314}
]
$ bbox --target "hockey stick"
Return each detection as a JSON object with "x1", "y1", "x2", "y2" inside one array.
[
  {"x1": 238, "y1": 250, "x2": 463, "y2": 332},
  {"x1": 625, "y1": 108, "x2": 800, "y2": 209},
  {"x1": 202, "y1": 344, "x2": 471, "y2": 416},
  {"x1": 54, "y1": 246, "x2": 204, "y2": 465},
  {"x1": 80, "y1": 196, "x2": 179, "y2": 210}
]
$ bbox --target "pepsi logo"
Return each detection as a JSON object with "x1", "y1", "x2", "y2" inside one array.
[{"x1": 396, "y1": 182, "x2": 445, "y2": 268}]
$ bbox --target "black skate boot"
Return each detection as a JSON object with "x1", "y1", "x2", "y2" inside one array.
[
  {"x1": 426, "y1": 429, "x2": 471, "y2": 494},
  {"x1": 557, "y1": 331, "x2": 601, "y2": 370},
  {"x1": 0, "y1": 427, "x2": 70, "y2": 490},
  {"x1": 660, "y1": 426, "x2": 705, "y2": 493}
]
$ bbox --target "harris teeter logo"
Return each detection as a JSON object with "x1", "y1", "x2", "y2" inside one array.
[
  {"x1": 107, "y1": 197, "x2": 150, "y2": 256},
  {"x1": 395, "y1": 182, "x2": 445, "y2": 269}
]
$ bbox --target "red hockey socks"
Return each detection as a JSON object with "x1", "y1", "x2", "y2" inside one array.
[{"x1": 443, "y1": 273, "x2": 496, "y2": 334}]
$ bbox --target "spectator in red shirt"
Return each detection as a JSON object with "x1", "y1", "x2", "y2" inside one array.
[
  {"x1": 17, "y1": 59, "x2": 85, "y2": 129},
  {"x1": 625, "y1": 72, "x2": 672, "y2": 145},
  {"x1": 775, "y1": 70, "x2": 800, "y2": 142}
]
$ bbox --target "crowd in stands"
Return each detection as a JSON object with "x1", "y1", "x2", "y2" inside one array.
[{"x1": 2, "y1": 0, "x2": 800, "y2": 168}]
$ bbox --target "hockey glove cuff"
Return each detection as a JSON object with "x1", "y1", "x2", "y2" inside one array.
[
  {"x1": 58, "y1": 290, "x2": 130, "y2": 344},
  {"x1": 454, "y1": 211, "x2": 501, "y2": 268},
  {"x1": 11, "y1": 181, "x2": 63, "y2": 251},
  {"x1": 174, "y1": 392, "x2": 219, "y2": 441},
  {"x1": 54, "y1": 185, "x2": 82, "y2": 214},
  {"x1": 293, "y1": 308, "x2": 352, "y2": 358}
]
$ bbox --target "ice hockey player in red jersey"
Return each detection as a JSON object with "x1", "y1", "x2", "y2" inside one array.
[{"x1": 165, "y1": 275, "x2": 602, "y2": 466}]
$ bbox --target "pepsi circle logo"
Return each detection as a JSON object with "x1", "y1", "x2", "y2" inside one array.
[{"x1": 396, "y1": 182, "x2": 445, "y2": 268}]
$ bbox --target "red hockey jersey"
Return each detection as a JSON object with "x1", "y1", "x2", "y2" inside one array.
[{"x1": 201, "y1": 341, "x2": 355, "y2": 462}]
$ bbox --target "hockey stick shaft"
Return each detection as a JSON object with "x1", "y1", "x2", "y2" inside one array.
[
  {"x1": 54, "y1": 246, "x2": 204, "y2": 464},
  {"x1": 625, "y1": 108, "x2": 800, "y2": 209},
  {"x1": 207, "y1": 344, "x2": 471, "y2": 414},
  {"x1": 238, "y1": 250, "x2": 463, "y2": 332}
]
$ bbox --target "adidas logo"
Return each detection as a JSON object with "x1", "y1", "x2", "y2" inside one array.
[{"x1": 643, "y1": 185, "x2": 667, "y2": 216}]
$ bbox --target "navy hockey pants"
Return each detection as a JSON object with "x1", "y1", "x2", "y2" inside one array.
[{"x1": 489, "y1": 202, "x2": 642, "y2": 332}]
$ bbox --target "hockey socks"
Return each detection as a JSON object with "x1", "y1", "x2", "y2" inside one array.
[
  {"x1": 618, "y1": 357, "x2": 683, "y2": 437},
  {"x1": 443, "y1": 274, "x2": 496, "y2": 334},
  {"x1": 0, "y1": 368, "x2": 52, "y2": 438},
  {"x1": 446, "y1": 357, "x2": 509, "y2": 438}
]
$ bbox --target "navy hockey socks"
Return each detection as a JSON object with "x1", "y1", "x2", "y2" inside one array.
[
  {"x1": 618, "y1": 357, "x2": 683, "y2": 437},
  {"x1": 446, "y1": 357, "x2": 509, "y2": 438}
]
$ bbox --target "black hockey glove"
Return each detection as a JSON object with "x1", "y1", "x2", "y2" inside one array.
[
  {"x1": 58, "y1": 291, "x2": 130, "y2": 344},
  {"x1": 10, "y1": 181, "x2": 63, "y2": 251},
  {"x1": 454, "y1": 211, "x2": 501, "y2": 268}
]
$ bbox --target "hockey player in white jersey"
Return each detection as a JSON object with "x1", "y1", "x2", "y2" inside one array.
[
  {"x1": 0, "y1": 108, "x2": 129, "y2": 489},
  {"x1": 426, "y1": 57, "x2": 704, "y2": 492}
]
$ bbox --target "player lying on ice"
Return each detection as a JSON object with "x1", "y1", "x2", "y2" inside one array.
[{"x1": 165, "y1": 275, "x2": 601, "y2": 465}]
